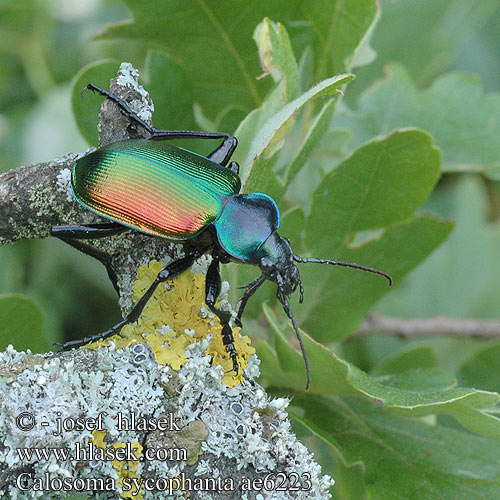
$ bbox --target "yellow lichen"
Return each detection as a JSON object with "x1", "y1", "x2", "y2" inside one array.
[
  {"x1": 92, "y1": 429, "x2": 107, "y2": 448},
  {"x1": 112, "y1": 441, "x2": 143, "y2": 499},
  {"x1": 91, "y1": 430, "x2": 143, "y2": 499},
  {"x1": 85, "y1": 260, "x2": 255, "y2": 387}
]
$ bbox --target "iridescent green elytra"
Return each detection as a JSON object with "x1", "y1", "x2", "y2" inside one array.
[
  {"x1": 72, "y1": 139, "x2": 241, "y2": 239},
  {"x1": 71, "y1": 138, "x2": 282, "y2": 262}
]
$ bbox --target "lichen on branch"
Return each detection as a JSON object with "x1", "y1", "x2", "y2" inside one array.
[{"x1": 90, "y1": 257, "x2": 255, "y2": 388}]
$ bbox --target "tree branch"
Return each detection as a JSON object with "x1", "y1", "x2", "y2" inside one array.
[
  {"x1": 0, "y1": 63, "x2": 182, "y2": 313},
  {"x1": 358, "y1": 314, "x2": 500, "y2": 339},
  {"x1": 0, "y1": 64, "x2": 334, "y2": 499}
]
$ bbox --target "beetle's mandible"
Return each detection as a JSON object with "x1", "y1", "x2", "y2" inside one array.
[{"x1": 52, "y1": 84, "x2": 392, "y2": 390}]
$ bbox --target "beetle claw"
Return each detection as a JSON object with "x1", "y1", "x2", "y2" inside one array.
[
  {"x1": 53, "y1": 342, "x2": 64, "y2": 352},
  {"x1": 80, "y1": 84, "x2": 92, "y2": 98}
]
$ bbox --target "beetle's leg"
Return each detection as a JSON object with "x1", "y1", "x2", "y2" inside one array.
[
  {"x1": 84, "y1": 84, "x2": 239, "y2": 166},
  {"x1": 205, "y1": 258, "x2": 239, "y2": 374},
  {"x1": 206, "y1": 139, "x2": 238, "y2": 167},
  {"x1": 51, "y1": 222, "x2": 129, "y2": 239},
  {"x1": 57, "y1": 251, "x2": 200, "y2": 350},
  {"x1": 51, "y1": 223, "x2": 128, "y2": 292},
  {"x1": 53, "y1": 238, "x2": 120, "y2": 293},
  {"x1": 227, "y1": 161, "x2": 240, "y2": 174},
  {"x1": 235, "y1": 275, "x2": 266, "y2": 327}
]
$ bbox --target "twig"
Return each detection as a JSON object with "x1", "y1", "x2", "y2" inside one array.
[{"x1": 358, "y1": 314, "x2": 500, "y2": 339}]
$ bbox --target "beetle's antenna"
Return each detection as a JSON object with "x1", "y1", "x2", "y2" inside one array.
[
  {"x1": 293, "y1": 255, "x2": 392, "y2": 286},
  {"x1": 276, "y1": 280, "x2": 311, "y2": 391},
  {"x1": 298, "y1": 279, "x2": 304, "y2": 304}
]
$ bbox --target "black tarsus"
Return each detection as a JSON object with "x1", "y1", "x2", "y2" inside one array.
[
  {"x1": 298, "y1": 280, "x2": 304, "y2": 304},
  {"x1": 82, "y1": 83, "x2": 238, "y2": 166},
  {"x1": 293, "y1": 255, "x2": 393, "y2": 286}
]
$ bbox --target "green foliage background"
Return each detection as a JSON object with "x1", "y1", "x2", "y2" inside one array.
[{"x1": 1, "y1": 0, "x2": 500, "y2": 498}]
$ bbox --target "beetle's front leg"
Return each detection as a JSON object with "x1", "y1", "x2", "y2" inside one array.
[
  {"x1": 205, "y1": 258, "x2": 239, "y2": 374},
  {"x1": 235, "y1": 275, "x2": 266, "y2": 327},
  {"x1": 57, "y1": 251, "x2": 201, "y2": 350}
]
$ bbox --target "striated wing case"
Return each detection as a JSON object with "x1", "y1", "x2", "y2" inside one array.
[{"x1": 71, "y1": 139, "x2": 241, "y2": 239}]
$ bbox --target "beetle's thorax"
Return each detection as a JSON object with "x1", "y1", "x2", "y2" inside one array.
[
  {"x1": 213, "y1": 193, "x2": 280, "y2": 263},
  {"x1": 213, "y1": 192, "x2": 300, "y2": 295}
]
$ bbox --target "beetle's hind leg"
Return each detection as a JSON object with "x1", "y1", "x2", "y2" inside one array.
[
  {"x1": 51, "y1": 222, "x2": 129, "y2": 239},
  {"x1": 57, "y1": 251, "x2": 201, "y2": 350},
  {"x1": 83, "y1": 83, "x2": 239, "y2": 167},
  {"x1": 205, "y1": 258, "x2": 239, "y2": 375}
]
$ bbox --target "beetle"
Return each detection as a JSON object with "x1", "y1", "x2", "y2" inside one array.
[{"x1": 52, "y1": 84, "x2": 392, "y2": 390}]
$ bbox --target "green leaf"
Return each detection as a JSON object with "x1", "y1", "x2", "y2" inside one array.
[
  {"x1": 376, "y1": 176, "x2": 500, "y2": 320},
  {"x1": 299, "y1": 130, "x2": 449, "y2": 341},
  {"x1": 289, "y1": 396, "x2": 500, "y2": 500},
  {"x1": 293, "y1": 0, "x2": 380, "y2": 78},
  {"x1": 283, "y1": 98, "x2": 337, "y2": 188},
  {"x1": 0, "y1": 294, "x2": 49, "y2": 353},
  {"x1": 144, "y1": 50, "x2": 196, "y2": 131},
  {"x1": 97, "y1": 1, "x2": 379, "y2": 123},
  {"x1": 71, "y1": 60, "x2": 121, "y2": 145},
  {"x1": 307, "y1": 129, "x2": 441, "y2": 246},
  {"x1": 280, "y1": 206, "x2": 305, "y2": 244},
  {"x1": 459, "y1": 341, "x2": 500, "y2": 394},
  {"x1": 262, "y1": 306, "x2": 500, "y2": 437},
  {"x1": 333, "y1": 64, "x2": 500, "y2": 176},
  {"x1": 301, "y1": 215, "x2": 453, "y2": 342},
  {"x1": 232, "y1": 85, "x2": 286, "y2": 170},
  {"x1": 355, "y1": 0, "x2": 500, "y2": 90},
  {"x1": 373, "y1": 345, "x2": 439, "y2": 376},
  {"x1": 241, "y1": 73, "x2": 353, "y2": 192},
  {"x1": 253, "y1": 18, "x2": 300, "y2": 103},
  {"x1": 379, "y1": 368, "x2": 456, "y2": 392}
]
